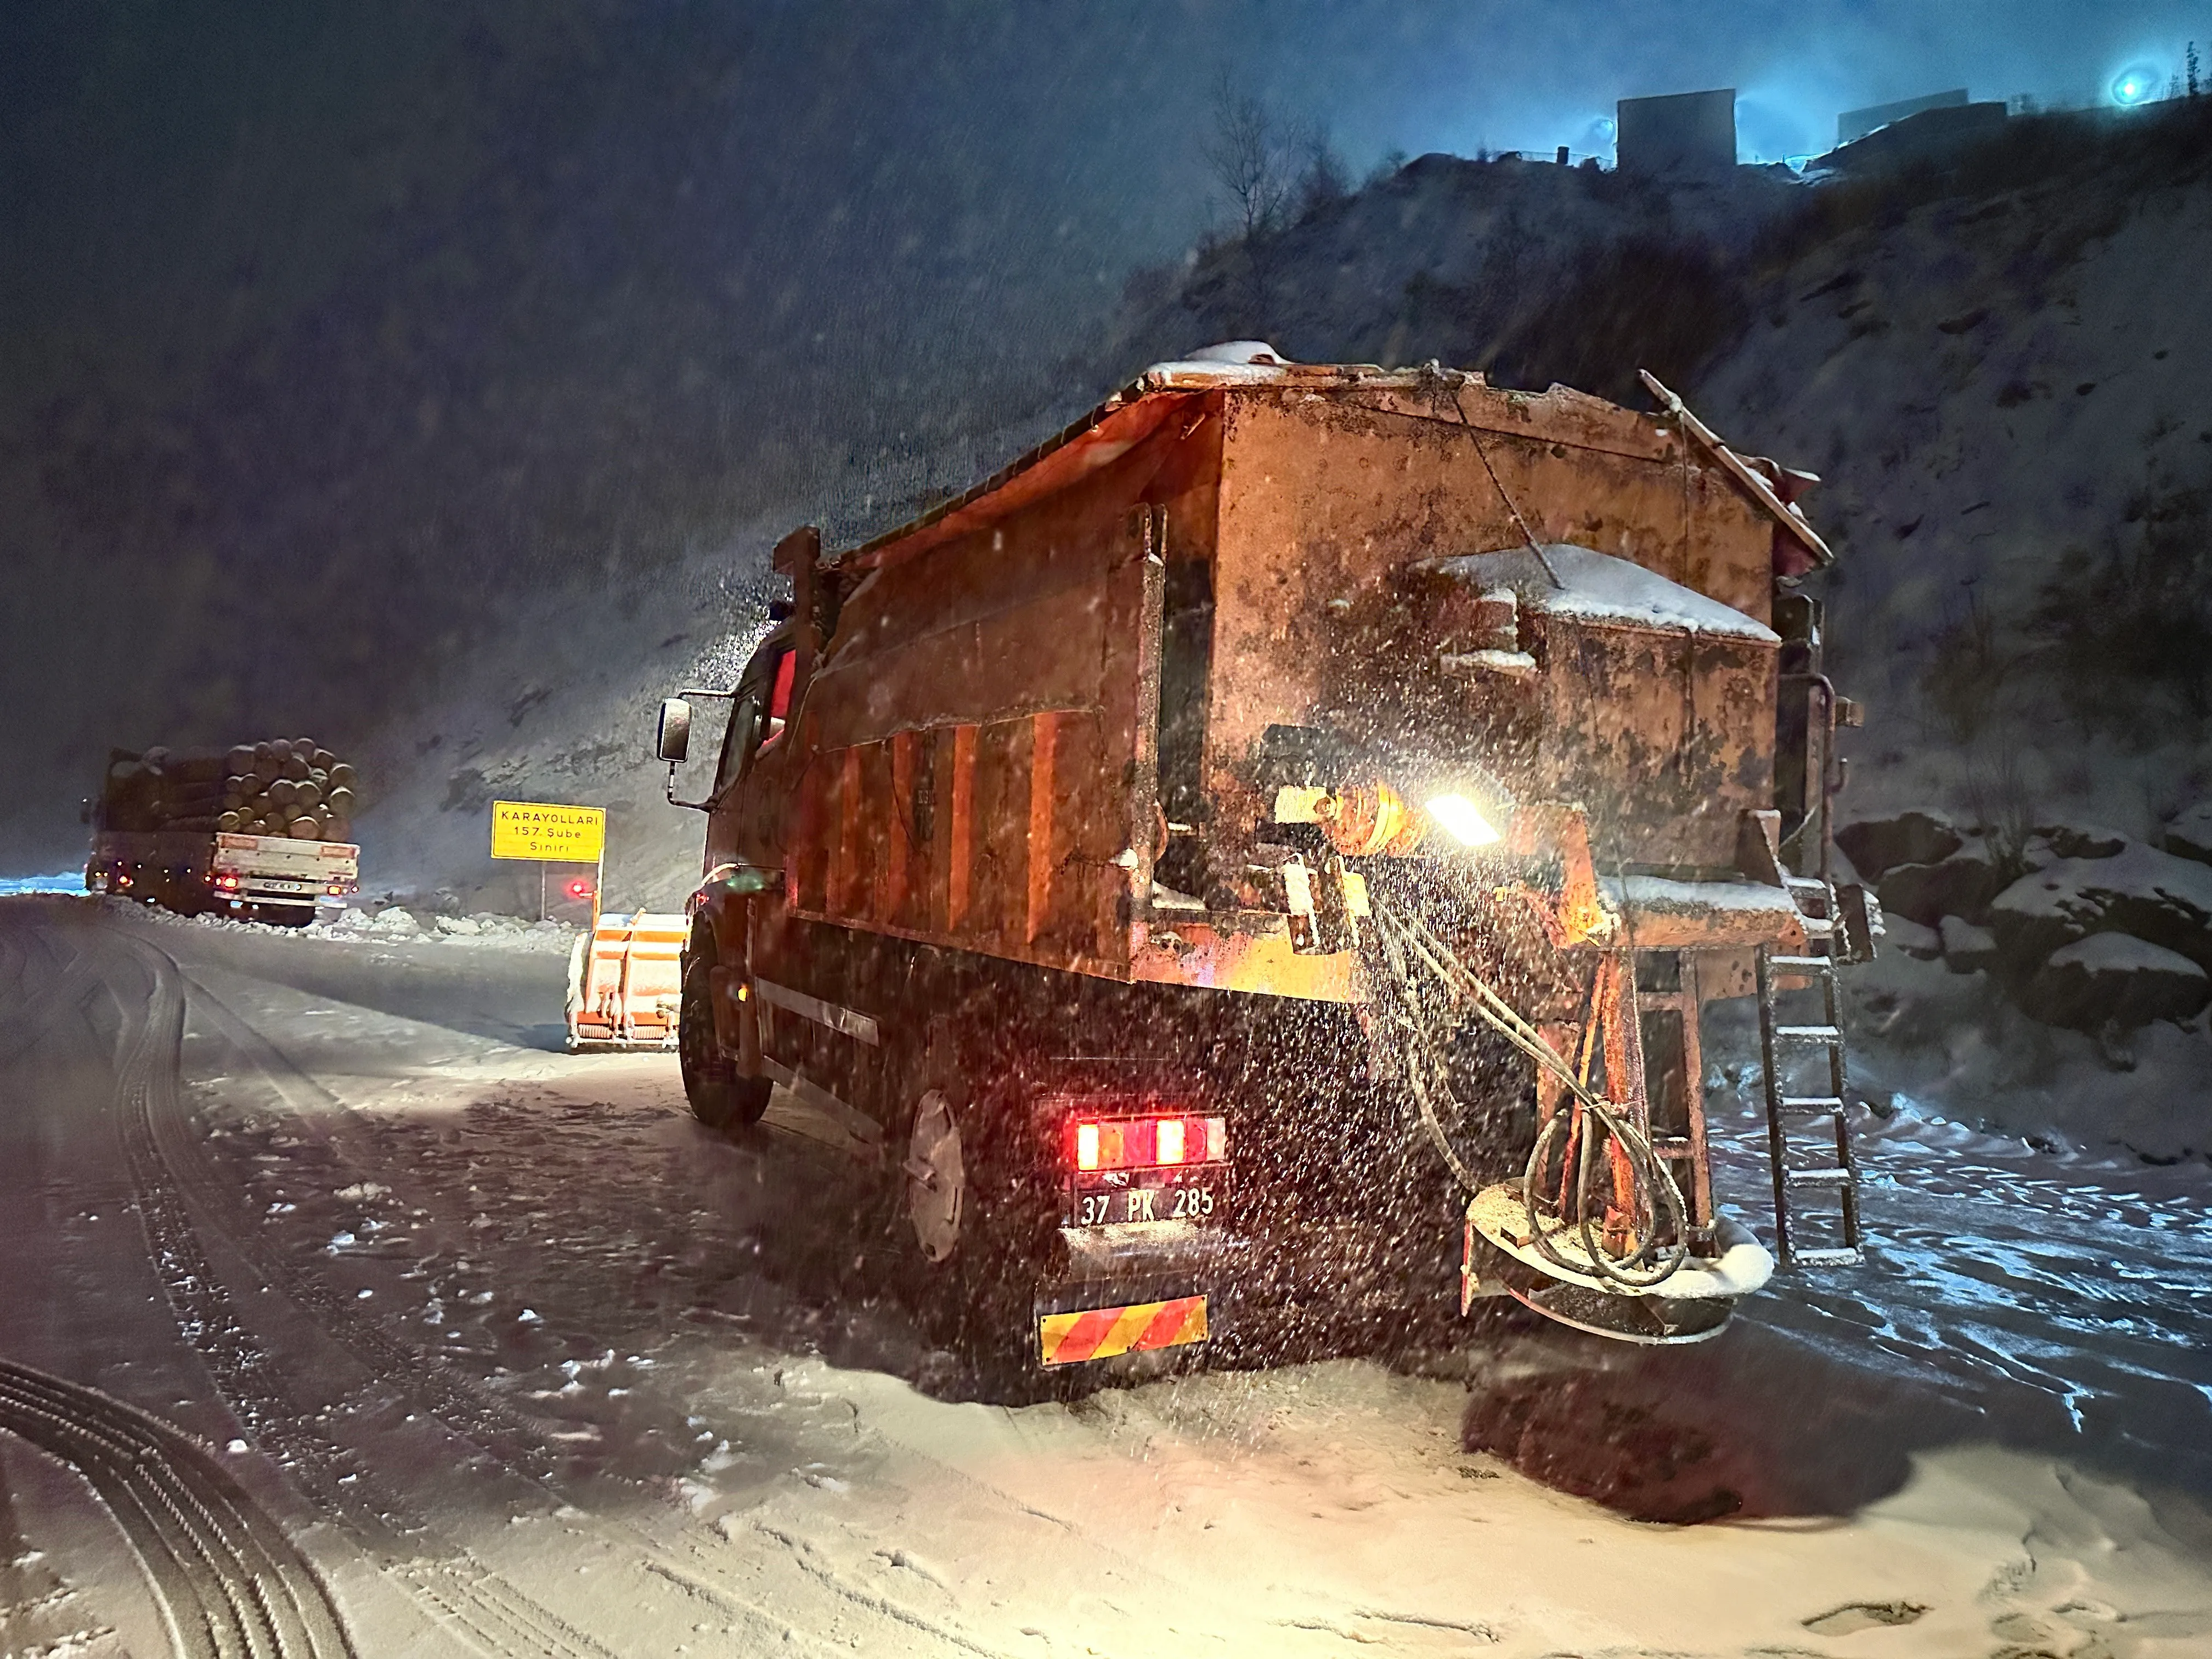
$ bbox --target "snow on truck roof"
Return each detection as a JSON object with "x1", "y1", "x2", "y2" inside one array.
[
  {"x1": 836, "y1": 348, "x2": 1817, "y2": 575},
  {"x1": 1438, "y1": 544, "x2": 1782, "y2": 643}
]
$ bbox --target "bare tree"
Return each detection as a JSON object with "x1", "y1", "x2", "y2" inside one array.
[
  {"x1": 1293, "y1": 119, "x2": 1351, "y2": 219},
  {"x1": 1200, "y1": 74, "x2": 1297, "y2": 331},
  {"x1": 1201, "y1": 73, "x2": 1290, "y2": 244}
]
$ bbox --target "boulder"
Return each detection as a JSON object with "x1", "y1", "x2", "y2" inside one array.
[
  {"x1": 2163, "y1": 802, "x2": 2212, "y2": 866},
  {"x1": 1987, "y1": 842, "x2": 2212, "y2": 974},
  {"x1": 1836, "y1": 811, "x2": 1962, "y2": 881},
  {"x1": 1937, "y1": 915, "x2": 1999, "y2": 974},
  {"x1": 1876, "y1": 840, "x2": 2004, "y2": 928},
  {"x1": 2035, "y1": 823, "x2": 2127, "y2": 860},
  {"x1": 2019, "y1": 933, "x2": 2210, "y2": 1031},
  {"x1": 1885, "y1": 915, "x2": 1942, "y2": 960}
]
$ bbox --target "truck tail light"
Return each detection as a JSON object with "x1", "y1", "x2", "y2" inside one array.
[{"x1": 1063, "y1": 1114, "x2": 1227, "y2": 1172}]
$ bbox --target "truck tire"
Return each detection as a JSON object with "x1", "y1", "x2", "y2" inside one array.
[
  {"x1": 679, "y1": 957, "x2": 770, "y2": 1131},
  {"x1": 891, "y1": 1020, "x2": 1060, "y2": 1398}
]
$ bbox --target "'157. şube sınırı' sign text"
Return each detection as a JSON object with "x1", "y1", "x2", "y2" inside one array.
[{"x1": 490, "y1": 800, "x2": 605, "y2": 862}]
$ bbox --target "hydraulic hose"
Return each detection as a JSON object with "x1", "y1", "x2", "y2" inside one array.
[{"x1": 1365, "y1": 896, "x2": 1690, "y2": 1289}]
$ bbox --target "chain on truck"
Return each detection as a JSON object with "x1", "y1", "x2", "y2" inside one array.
[{"x1": 652, "y1": 345, "x2": 1882, "y2": 1380}]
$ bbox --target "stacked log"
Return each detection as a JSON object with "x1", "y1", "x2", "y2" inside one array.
[{"x1": 105, "y1": 739, "x2": 361, "y2": 842}]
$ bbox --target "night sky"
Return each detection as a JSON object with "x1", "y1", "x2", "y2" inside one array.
[{"x1": 1, "y1": 1, "x2": 2200, "y2": 870}]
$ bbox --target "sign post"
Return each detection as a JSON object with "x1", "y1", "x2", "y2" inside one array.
[{"x1": 490, "y1": 801, "x2": 607, "y2": 930}]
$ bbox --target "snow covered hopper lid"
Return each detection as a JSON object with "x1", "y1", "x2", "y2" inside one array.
[
  {"x1": 1434, "y1": 544, "x2": 1780, "y2": 643},
  {"x1": 837, "y1": 350, "x2": 1810, "y2": 576}
]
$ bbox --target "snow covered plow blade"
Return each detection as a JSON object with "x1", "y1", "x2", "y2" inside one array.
[
  {"x1": 566, "y1": 912, "x2": 687, "y2": 1051},
  {"x1": 654, "y1": 348, "x2": 1875, "y2": 1379}
]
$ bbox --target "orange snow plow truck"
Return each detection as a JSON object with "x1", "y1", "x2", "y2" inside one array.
[{"x1": 653, "y1": 348, "x2": 1881, "y2": 1377}]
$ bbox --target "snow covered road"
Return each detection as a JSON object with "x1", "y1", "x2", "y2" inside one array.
[{"x1": 3, "y1": 893, "x2": 2209, "y2": 1657}]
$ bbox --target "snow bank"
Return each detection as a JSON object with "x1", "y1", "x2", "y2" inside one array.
[
  {"x1": 2165, "y1": 800, "x2": 2212, "y2": 865},
  {"x1": 131, "y1": 898, "x2": 577, "y2": 953},
  {"x1": 1937, "y1": 914, "x2": 1997, "y2": 974},
  {"x1": 312, "y1": 907, "x2": 577, "y2": 951},
  {"x1": 1989, "y1": 842, "x2": 2212, "y2": 973},
  {"x1": 2023, "y1": 932, "x2": 2210, "y2": 1031}
]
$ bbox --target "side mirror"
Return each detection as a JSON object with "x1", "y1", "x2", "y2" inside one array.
[{"x1": 656, "y1": 698, "x2": 692, "y2": 763}]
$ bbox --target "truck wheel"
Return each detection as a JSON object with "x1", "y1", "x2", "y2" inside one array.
[
  {"x1": 679, "y1": 957, "x2": 770, "y2": 1131},
  {"x1": 893, "y1": 1024, "x2": 1058, "y2": 1397}
]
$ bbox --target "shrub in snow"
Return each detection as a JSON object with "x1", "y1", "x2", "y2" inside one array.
[
  {"x1": 2163, "y1": 802, "x2": 2212, "y2": 867},
  {"x1": 1988, "y1": 843, "x2": 2212, "y2": 977},
  {"x1": 1836, "y1": 811, "x2": 1963, "y2": 880},
  {"x1": 2021, "y1": 933, "x2": 2210, "y2": 1032}
]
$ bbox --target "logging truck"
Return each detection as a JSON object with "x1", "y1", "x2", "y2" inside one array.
[
  {"x1": 86, "y1": 740, "x2": 362, "y2": 924},
  {"x1": 653, "y1": 345, "x2": 1880, "y2": 1381}
]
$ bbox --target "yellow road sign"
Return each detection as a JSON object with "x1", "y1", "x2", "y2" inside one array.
[{"x1": 491, "y1": 800, "x2": 606, "y2": 862}]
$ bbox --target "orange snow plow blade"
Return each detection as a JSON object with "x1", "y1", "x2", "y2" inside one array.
[
  {"x1": 1039, "y1": 1296, "x2": 1208, "y2": 1366},
  {"x1": 566, "y1": 912, "x2": 687, "y2": 1051}
]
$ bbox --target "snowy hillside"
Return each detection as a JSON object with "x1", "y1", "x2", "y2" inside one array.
[{"x1": 358, "y1": 101, "x2": 2212, "y2": 1157}]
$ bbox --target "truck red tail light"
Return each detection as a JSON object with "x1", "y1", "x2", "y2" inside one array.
[{"x1": 1063, "y1": 1114, "x2": 1227, "y2": 1172}]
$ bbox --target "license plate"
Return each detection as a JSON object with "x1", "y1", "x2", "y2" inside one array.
[
  {"x1": 1066, "y1": 1167, "x2": 1222, "y2": 1228},
  {"x1": 254, "y1": 878, "x2": 311, "y2": 894}
]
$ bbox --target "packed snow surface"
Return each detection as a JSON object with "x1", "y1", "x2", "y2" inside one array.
[{"x1": 2, "y1": 893, "x2": 2208, "y2": 1657}]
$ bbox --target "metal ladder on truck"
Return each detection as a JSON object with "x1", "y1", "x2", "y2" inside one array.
[{"x1": 1756, "y1": 874, "x2": 1864, "y2": 1268}]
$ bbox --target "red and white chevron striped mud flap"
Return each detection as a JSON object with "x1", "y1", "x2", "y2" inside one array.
[{"x1": 1037, "y1": 1296, "x2": 1209, "y2": 1367}]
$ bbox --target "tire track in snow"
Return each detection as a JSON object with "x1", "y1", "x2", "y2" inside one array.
[
  {"x1": 175, "y1": 960, "x2": 1011, "y2": 1658},
  {"x1": 70, "y1": 919, "x2": 613, "y2": 1659},
  {"x1": 153, "y1": 969, "x2": 563, "y2": 1487},
  {"x1": 103, "y1": 919, "x2": 956, "y2": 1657},
  {"x1": 0, "y1": 1358, "x2": 356, "y2": 1659},
  {"x1": 160, "y1": 934, "x2": 1034, "y2": 1658}
]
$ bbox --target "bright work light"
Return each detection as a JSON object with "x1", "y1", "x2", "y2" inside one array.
[{"x1": 1424, "y1": 793, "x2": 1501, "y2": 847}]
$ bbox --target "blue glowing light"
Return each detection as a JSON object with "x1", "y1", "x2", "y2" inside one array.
[
  {"x1": 2111, "y1": 63, "x2": 2160, "y2": 106},
  {"x1": 0, "y1": 873, "x2": 84, "y2": 896}
]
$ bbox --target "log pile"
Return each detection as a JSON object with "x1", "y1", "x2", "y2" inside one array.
[{"x1": 102, "y1": 740, "x2": 360, "y2": 843}]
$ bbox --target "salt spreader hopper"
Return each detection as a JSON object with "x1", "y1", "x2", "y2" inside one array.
[{"x1": 651, "y1": 345, "x2": 1879, "y2": 1369}]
